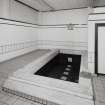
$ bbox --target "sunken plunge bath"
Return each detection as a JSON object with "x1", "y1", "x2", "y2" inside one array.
[
  {"x1": 35, "y1": 53, "x2": 81, "y2": 83},
  {"x1": 3, "y1": 49, "x2": 93, "y2": 105}
]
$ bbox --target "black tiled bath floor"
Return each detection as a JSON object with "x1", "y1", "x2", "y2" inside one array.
[{"x1": 47, "y1": 65, "x2": 75, "y2": 82}]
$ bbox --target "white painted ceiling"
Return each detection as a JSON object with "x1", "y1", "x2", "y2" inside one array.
[
  {"x1": 16, "y1": 0, "x2": 105, "y2": 12},
  {"x1": 43, "y1": 0, "x2": 90, "y2": 10}
]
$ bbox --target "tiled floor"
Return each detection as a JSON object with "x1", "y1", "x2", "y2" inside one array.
[
  {"x1": 0, "y1": 72, "x2": 43, "y2": 105},
  {"x1": 1, "y1": 70, "x2": 105, "y2": 105},
  {"x1": 0, "y1": 89, "x2": 43, "y2": 105},
  {"x1": 0, "y1": 50, "x2": 91, "y2": 105},
  {"x1": 92, "y1": 76, "x2": 105, "y2": 105}
]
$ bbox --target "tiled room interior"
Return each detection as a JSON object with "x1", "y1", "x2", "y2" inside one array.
[
  {"x1": 1, "y1": 72, "x2": 105, "y2": 105},
  {"x1": 0, "y1": 0, "x2": 105, "y2": 105}
]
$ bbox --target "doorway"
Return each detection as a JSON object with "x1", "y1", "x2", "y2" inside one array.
[{"x1": 95, "y1": 23, "x2": 105, "y2": 74}]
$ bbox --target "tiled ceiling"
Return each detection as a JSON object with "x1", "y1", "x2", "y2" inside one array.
[{"x1": 15, "y1": 0, "x2": 105, "y2": 12}]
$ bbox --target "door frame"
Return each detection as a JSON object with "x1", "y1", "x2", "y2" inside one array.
[{"x1": 95, "y1": 23, "x2": 105, "y2": 74}]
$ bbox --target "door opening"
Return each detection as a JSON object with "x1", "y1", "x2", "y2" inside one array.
[{"x1": 95, "y1": 23, "x2": 105, "y2": 75}]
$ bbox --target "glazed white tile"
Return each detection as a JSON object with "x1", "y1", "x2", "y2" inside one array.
[
  {"x1": 88, "y1": 62, "x2": 94, "y2": 73},
  {"x1": 3, "y1": 49, "x2": 93, "y2": 105},
  {"x1": 4, "y1": 78, "x2": 94, "y2": 105},
  {"x1": 51, "y1": 90, "x2": 94, "y2": 105},
  {"x1": 4, "y1": 70, "x2": 93, "y2": 100}
]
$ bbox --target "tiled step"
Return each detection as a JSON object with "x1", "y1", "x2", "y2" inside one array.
[
  {"x1": 2, "y1": 87, "x2": 59, "y2": 105},
  {"x1": 0, "y1": 88, "x2": 44, "y2": 105}
]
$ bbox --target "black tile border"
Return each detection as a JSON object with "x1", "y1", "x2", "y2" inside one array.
[
  {"x1": 0, "y1": 18, "x2": 39, "y2": 26},
  {"x1": 0, "y1": 17, "x2": 87, "y2": 29}
]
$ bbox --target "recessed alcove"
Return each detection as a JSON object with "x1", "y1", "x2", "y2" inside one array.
[{"x1": 88, "y1": 7, "x2": 105, "y2": 74}]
